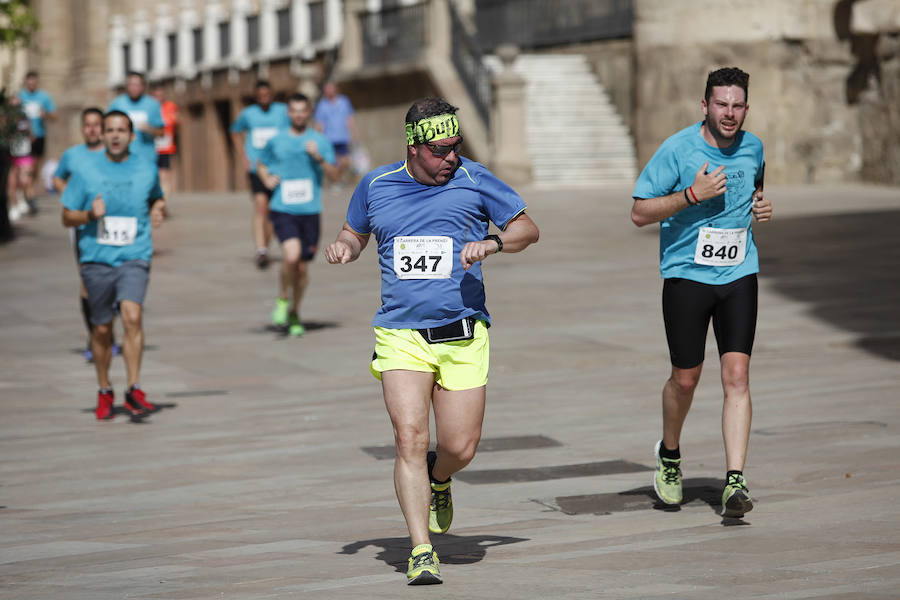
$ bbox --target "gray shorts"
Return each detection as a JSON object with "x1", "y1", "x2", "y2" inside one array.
[{"x1": 80, "y1": 259, "x2": 151, "y2": 325}]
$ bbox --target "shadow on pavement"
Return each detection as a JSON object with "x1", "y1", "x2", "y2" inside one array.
[
  {"x1": 754, "y1": 209, "x2": 900, "y2": 361},
  {"x1": 553, "y1": 477, "x2": 726, "y2": 516},
  {"x1": 339, "y1": 533, "x2": 529, "y2": 572}
]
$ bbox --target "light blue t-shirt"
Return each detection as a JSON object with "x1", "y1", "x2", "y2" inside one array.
[
  {"x1": 260, "y1": 128, "x2": 336, "y2": 215},
  {"x1": 108, "y1": 94, "x2": 165, "y2": 163},
  {"x1": 347, "y1": 157, "x2": 527, "y2": 329},
  {"x1": 54, "y1": 143, "x2": 104, "y2": 181},
  {"x1": 18, "y1": 89, "x2": 55, "y2": 138},
  {"x1": 633, "y1": 121, "x2": 765, "y2": 285},
  {"x1": 61, "y1": 153, "x2": 163, "y2": 267},
  {"x1": 313, "y1": 95, "x2": 354, "y2": 145},
  {"x1": 230, "y1": 103, "x2": 289, "y2": 174}
]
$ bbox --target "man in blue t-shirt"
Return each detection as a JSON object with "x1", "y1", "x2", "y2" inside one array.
[
  {"x1": 18, "y1": 71, "x2": 57, "y2": 213},
  {"x1": 61, "y1": 111, "x2": 167, "y2": 422},
  {"x1": 108, "y1": 71, "x2": 164, "y2": 164},
  {"x1": 230, "y1": 80, "x2": 290, "y2": 269},
  {"x1": 54, "y1": 107, "x2": 112, "y2": 362},
  {"x1": 325, "y1": 98, "x2": 539, "y2": 585},
  {"x1": 313, "y1": 82, "x2": 358, "y2": 184},
  {"x1": 631, "y1": 67, "x2": 773, "y2": 519},
  {"x1": 257, "y1": 93, "x2": 338, "y2": 336}
]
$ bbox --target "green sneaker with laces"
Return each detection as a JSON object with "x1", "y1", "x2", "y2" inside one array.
[
  {"x1": 288, "y1": 312, "x2": 305, "y2": 337},
  {"x1": 653, "y1": 440, "x2": 683, "y2": 505},
  {"x1": 407, "y1": 543, "x2": 442, "y2": 585},
  {"x1": 427, "y1": 451, "x2": 453, "y2": 534},
  {"x1": 271, "y1": 298, "x2": 289, "y2": 327},
  {"x1": 721, "y1": 473, "x2": 754, "y2": 518}
]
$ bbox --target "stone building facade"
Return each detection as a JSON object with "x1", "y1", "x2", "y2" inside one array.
[{"x1": 17, "y1": 0, "x2": 900, "y2": 189}]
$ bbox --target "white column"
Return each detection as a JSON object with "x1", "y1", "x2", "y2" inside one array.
[
  {"x1": 204, "y1": 2, "x2": 224, "y2": 68},
  {"x1": 260, "y1": 0, "x2": 280, "y2": 57},
  {"x1": 178, "y1": 0, "x2": 198, "y2": 79},
  {"x1": 291, "y1": 0, "x2": 311, "y2": 54},
  {"x1": 153, "y1": 5, "x2": 173, "y2": 79},
  {"x1": 324, "y1": 0, "x2": 344, "y2": 48},
  {"x1": 108, "y1": 15, "x2": 128, "y2": 86},
  {"x1": 231, "y1": 0, "x2": 251, "y2": 70},
  {"x1": 131, "y1": 10, "x2": 150, "y2": 74}
]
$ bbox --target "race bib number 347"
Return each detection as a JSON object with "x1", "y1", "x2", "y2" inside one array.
[
  {"x1": 393, "y1": 236, "x2": 453, "y2": 279},
  {"x1": 694, "y1": 227, "x2": 747, "y2": 267}
]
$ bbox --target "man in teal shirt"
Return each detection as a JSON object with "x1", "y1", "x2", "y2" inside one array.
[
  {"x1": 18, "y1": 71, "x2": 56, "y2": 213},
  {"x1": 230, "y1": 80, "x2": 290, "y2": 269},
  {"x1": 62, "y1": 111, "x2": 166, "y2": 421},
  {"x1": 258, "y1": 93, "x2": 337, "y2": 336},
  {"x1": 108, "y1": 71, "x2": 164, "y2": 163}
]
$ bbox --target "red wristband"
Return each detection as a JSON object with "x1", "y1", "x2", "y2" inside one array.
[{"x1": 688, "y1": 186, "x2": 699, "y2": 204}]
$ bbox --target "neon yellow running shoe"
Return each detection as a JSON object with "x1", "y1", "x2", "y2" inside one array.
[
  {"x1": 427, "y1": 451, "x2": 453, "y2": 534},
  {"x1": 271, "y1": 298, "x2": 289, "y2": 326},
  {"x1": 721, "y1": 473, "x2": 754, "y2": 518},
  {"x1": 288, "y1": 312, "x2": 305, "y2": 337},
  {"x1": 653, "y1": 440, "x2": 683, "y2": 505},
  {"x1": 407, "y1": 543, "x2": 442, "y2": 585}
]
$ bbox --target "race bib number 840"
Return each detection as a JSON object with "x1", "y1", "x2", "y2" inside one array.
[
  {"x1": 694, "y1": 227, "x2": 747, "y2": 267},
  {"x1": 393, "y1": 236, "x2": 453, "y2": 279}
]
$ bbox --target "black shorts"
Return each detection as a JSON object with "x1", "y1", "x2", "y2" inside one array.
[
  {"x1": 31, "y1": 137, "x2": 45, "y2": 158},
  {"x1": 662, "y1": 274, "x2": 757, "y2": 369},
  {"x1": 332, "y1": 142, "x2": 351, "y2": 157},
  {"x1": 248, "y1": 172, "x2": 273, "y2": 197},
  {"x1": 269, "y1": 211, "x2": 320, "y2": 260},
  {"x1": 157, "y1": 154, "x2": 172, "y2": 169}
]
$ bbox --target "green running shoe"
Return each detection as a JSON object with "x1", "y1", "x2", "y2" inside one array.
[
  {"x1": 271, "y1": 298, "x2": 289, "y2": 327},
  {"x1": 427, "y1": 451, "x2": 453, "y2": 534},
  {"x1": 288, "y1": 312, "x2": 305, "y2": 337},
  {"x1": 721, "y1": 473, "x2": 754, "y2": 518},
  {"x1": 407, "y1": 543, "x2": 442, "y2": 585},
  {"x1": 653, "y1": 440, "x2": 683, "y2": 505}
]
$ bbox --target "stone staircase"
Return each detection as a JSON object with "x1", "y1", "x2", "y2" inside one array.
[{"x1": 513, "y1": 53, "x2": 637, "y2": 186}]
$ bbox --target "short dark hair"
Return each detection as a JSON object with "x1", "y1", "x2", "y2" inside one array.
[
  {"x1": 81, "y1": 107, "x2": 104, "y2": 121},
  {"x1": 288, "y1": 93, "x2": 310, "y2": 105},
  {"x1": 25, "y1": 71, "x2": 38, "y2": 79},
  {"x1": 126, "y1": 71, "x2": 146, "y2": 81},
  {"x1": 103, "y1": 110, "x2": 134, "y2": 132},
  {"x1": 256, "y1": 80, "x2": 272, "y2": 90},
  {"x1": 705, "y1": 67, "x2": 749, "y2": 102},
  {"x1": 405, "y1": 98, "x2": 458, "y2": 126}
]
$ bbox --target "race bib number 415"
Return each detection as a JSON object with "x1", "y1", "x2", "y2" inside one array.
[
  {"x1": 694, "y1": 227, "x2": 747, "y2": 267},
  {"x1": 98, "y1": 216, "x2": 138, "y2": 246},
  {"x1": 393, "y1": 236, "x2": 453, "y2": 279}
]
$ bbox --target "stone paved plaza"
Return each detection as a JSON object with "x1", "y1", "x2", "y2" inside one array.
[{"x1": 1, "y1": 182, "x2": 899, "y2": 599}]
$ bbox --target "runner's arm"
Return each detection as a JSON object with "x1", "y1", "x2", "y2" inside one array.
[
  {"x1": 256, "y1": 162, "x2": 280, "y2": 190},
  {"x1": 324, "y1": 222, "x2": 369, "y2": 265},
  {"x1": 53, "y1": 176, "x2": 67, "y2": 194},
  {"x1": 62, "y1": 194, "x2": 105, "y2": 227},
  {"x1": 230, "y1": 132, "x2": 250, "y2": 171},
  {"x1": 460, "y1": 212, "x2": 540, "y2": 270},
  {"x1": 631, "y1": 162, "x2": 726, "y2": 227}
]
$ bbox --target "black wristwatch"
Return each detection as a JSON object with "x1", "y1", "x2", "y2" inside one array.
[{"x1": 483, "y1": 234, "x2": 503, "y2": 253}]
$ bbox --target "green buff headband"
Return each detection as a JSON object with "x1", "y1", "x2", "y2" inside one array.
[{"x1": 405, "y1": 113, "x2": 460, "y2": 146}]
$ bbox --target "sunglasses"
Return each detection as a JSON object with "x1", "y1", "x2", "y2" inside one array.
[{"x1": 424, "y1": 137, "x2": 464, "y2": 157}]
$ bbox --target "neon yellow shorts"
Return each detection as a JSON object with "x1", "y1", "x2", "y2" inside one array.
[{"x1": 370, "y1": 320, "x2": 489, "y2": 391}]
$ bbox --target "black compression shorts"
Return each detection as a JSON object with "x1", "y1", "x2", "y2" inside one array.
[{"x1": 662, "y1": 274, "x2": 758, "y2": 369}]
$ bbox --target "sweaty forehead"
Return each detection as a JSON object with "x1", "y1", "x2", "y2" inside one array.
[{"x1": 709, "y1": 85, "x2": 746, "y2": 103}]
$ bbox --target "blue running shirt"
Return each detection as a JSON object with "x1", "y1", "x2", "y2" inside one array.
[
  {"x1": 347, "y1": 158, "x2": 527, "y2": 329},
  {"x1": 313, "y1": 95, "x2": 354, "y2": 144},
  {"x1": 633, "y1": 121, "x2": 765, "y2": 285},
  {"x1": 61, "y1": 153, "x2": 163, "y2": 267},
  {"x1": 260, "y1": 129, "x2": 335, "y2": 215},
  {"x1": 230, "y1": 103, "x2": 290, "y2": 174},
  {"x1": 54, "y1": 143, "x2": 104, "y2": 181},
  {"x1": 108, "y1": 94, "x2": 165, "y2": 163},
  {"x1": 18, "y1": 89, "x2": 55, "y2": 138}
]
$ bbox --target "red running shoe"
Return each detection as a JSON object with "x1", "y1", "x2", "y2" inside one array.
[
  {"x1": 96, "y1": 389, "x2": 114, "y2": 420},
  {"x1": 125, "y1": 385, "x2": 155, "y2": 415}
]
